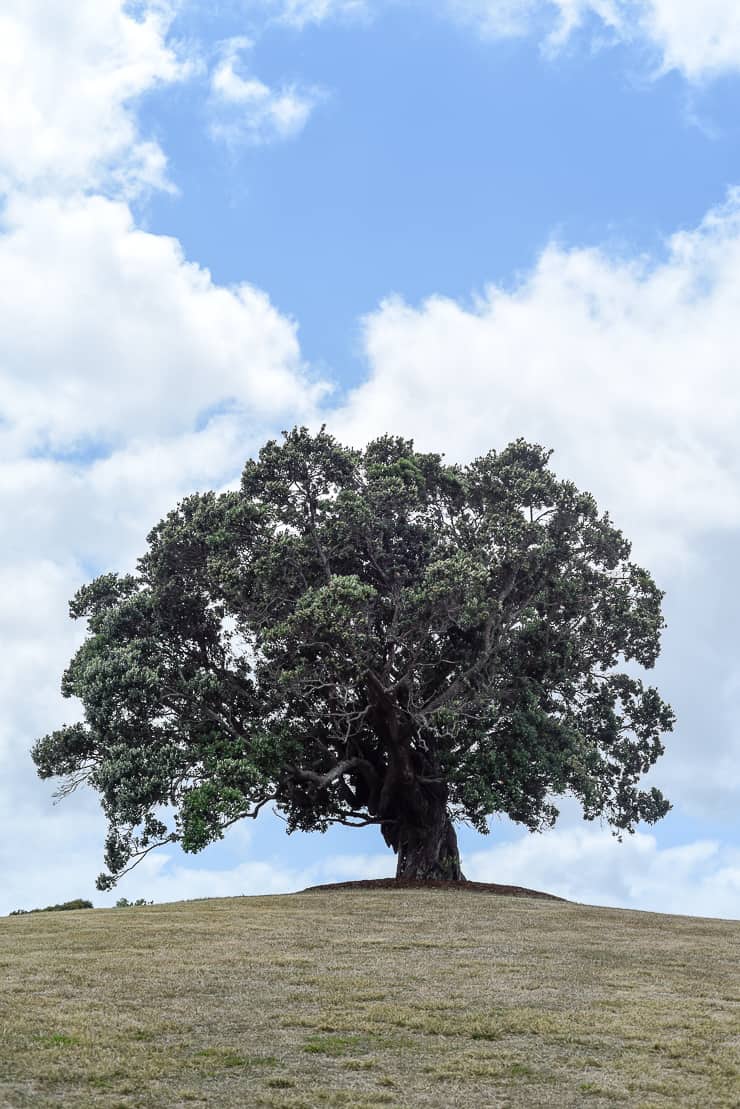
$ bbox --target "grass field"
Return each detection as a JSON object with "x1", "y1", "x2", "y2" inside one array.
[{"x1": 0, "y1": 889, "x2": 738, "y2": 1108}]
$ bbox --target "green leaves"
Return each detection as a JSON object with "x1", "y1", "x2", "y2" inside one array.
[{"x1": 33, "y1": 427, "x2": 675, "y2": 885}]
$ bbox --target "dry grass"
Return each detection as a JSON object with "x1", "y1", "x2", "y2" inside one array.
[{"x1": 0, "y1": 889, "x2": 738, "y2": 1108}]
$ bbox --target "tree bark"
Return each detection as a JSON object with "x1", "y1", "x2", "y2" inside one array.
[
  {"x1": 364, "y1": 669, "x2": 465, "y2": 881},
  {"x1": 394, "y1": 806, "x2": 465, "y2": 881},
  {"x1": 376, "y1": 763, "x2": 466, "y2": 881}
]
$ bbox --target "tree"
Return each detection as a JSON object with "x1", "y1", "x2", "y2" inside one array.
[{"x1": 33, "y1": 428, "x2": 675, "y2": 888}]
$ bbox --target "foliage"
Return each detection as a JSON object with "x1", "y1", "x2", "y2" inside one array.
[
  {"x1": 115, "y1": 897, "x2": 152, "y2": 907},
  {"x1": 32, "y1": 427, "x2": 675, "y2": 886},
  {"x1": 9, "y1": 899, "x2": 93, "y2": 915}
]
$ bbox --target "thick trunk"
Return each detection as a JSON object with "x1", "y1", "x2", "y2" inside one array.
[
  {"x1": 395, "y1": 807, "x2": 465, "y2": 881},
  {"x1": 364, "y1": 669, "x2": 465, "y2": 881}
]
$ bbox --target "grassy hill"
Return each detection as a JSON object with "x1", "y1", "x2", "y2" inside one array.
[{"x1": 0, "y1": 888, "x2": 738, "y2": 1108}]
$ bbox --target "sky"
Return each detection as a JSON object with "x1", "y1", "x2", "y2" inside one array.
[{"x1": 2, "y1": 0, "x2": 740, "y2": 919}]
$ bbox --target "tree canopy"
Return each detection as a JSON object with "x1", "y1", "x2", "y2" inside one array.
[{"x1": 33, "y1": 428, "x2": 675, "y2": 886}]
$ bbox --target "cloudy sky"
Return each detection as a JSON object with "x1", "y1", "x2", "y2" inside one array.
[{"x1": 2, "y1": 0, "x2": 740, "y2": 920}]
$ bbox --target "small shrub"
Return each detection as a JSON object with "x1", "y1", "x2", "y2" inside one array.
[{"x1": 115, "y1": 898, "x2": 153, "y2": 908}]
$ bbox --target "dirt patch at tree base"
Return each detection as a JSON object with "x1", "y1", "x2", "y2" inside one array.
[{"x1": 299, "y1": 877, "x2": 567, "y2": 901}]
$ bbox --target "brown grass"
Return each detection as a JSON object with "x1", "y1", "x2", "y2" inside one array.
[{"x1": 0, "y1": 889, "x2": 738, "y2": 1108}]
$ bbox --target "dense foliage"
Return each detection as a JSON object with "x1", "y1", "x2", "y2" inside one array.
[{"x1": 33, "y1": 428, "x2": 674, "y2": 886}]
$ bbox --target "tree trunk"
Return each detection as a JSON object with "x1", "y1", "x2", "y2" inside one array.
[
  {"x1": 364, "y1": 670, "x2": 465, "y2": 881},
  {"x1": 395, "y1": 807, "x2": 465, "y2": 881}
]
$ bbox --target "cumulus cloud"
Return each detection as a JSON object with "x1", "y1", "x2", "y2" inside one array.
[
  {"x1": 0, "y1": 0, "x2": 190, "y2": 196},
  {"x1": 465, "y1": 825, "x2": 740, "y2": 919},
  {"x1": 338, "y1": 190, "x2": 740, "y2": 574},
  {"x1": 0, "y1": 192, "x2": 322, "y2": 458},
  {"x1": 209, "y1": 37, "x2": 322, "y2": 146}
]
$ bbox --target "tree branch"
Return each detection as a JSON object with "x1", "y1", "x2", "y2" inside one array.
[
  {"x1": 285, "y1": 757, "x2": 380, "y2": 795},
  {"x1": 305, "y1": 486, "x2": 332, "y2": 584}
]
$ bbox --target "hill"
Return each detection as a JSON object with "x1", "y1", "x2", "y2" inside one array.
[{"x1": 1, "y1": 887, "x2": 737, "y2": 1107}]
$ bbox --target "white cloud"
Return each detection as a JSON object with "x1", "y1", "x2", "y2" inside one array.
[
  {"x1": 0, "y1": 0, "x2": 190, "y2": 196},
  {"x1": 338, "y1": 190, "x2": 740, "y2": 576},
  {"x1": 0, "y1": 786, "x2": 104, "y2": 916},
  {"x1": 642, "y1": 0, "x2": 740, "y2": 80},
  {"x1": 0, "y1": 562, "x2": 86, "y2": 761},
  {"x1": 0, "y1": 192, "x2": 324, "y2": 458},
  {"x1": 209, "y1": 37, "x2": 322, "y2": 146},
  {"x1": 0, "y1": 423, "x2": 273, "y2": 583},
  {"x1": 465, "y1": 825, "x2": 740, "y2": 919},
  {"x1": 113, "y1": 847, "x2": 394, "y2": 906}
]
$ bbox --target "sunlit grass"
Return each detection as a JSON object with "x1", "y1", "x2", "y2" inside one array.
[{"x1": 1, "y1": 889, "x2": 738, "y2": 1107}]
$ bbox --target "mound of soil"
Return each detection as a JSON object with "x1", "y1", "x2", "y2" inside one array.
[{"x1": 299, "y1": 877, "x2": 566, "y2": 901}]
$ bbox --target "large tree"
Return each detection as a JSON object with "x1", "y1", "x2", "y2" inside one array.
[{"x1": 33, "y1": 428, "x2": 674, "y2": 887}]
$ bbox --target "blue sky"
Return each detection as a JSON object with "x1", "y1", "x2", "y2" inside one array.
[
  {"x1": 141, "y1": 4, "x2": 740, "y2": 383},
  {"x1": 2, "y1": 0, "x2": 740, "y2": 918}
]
